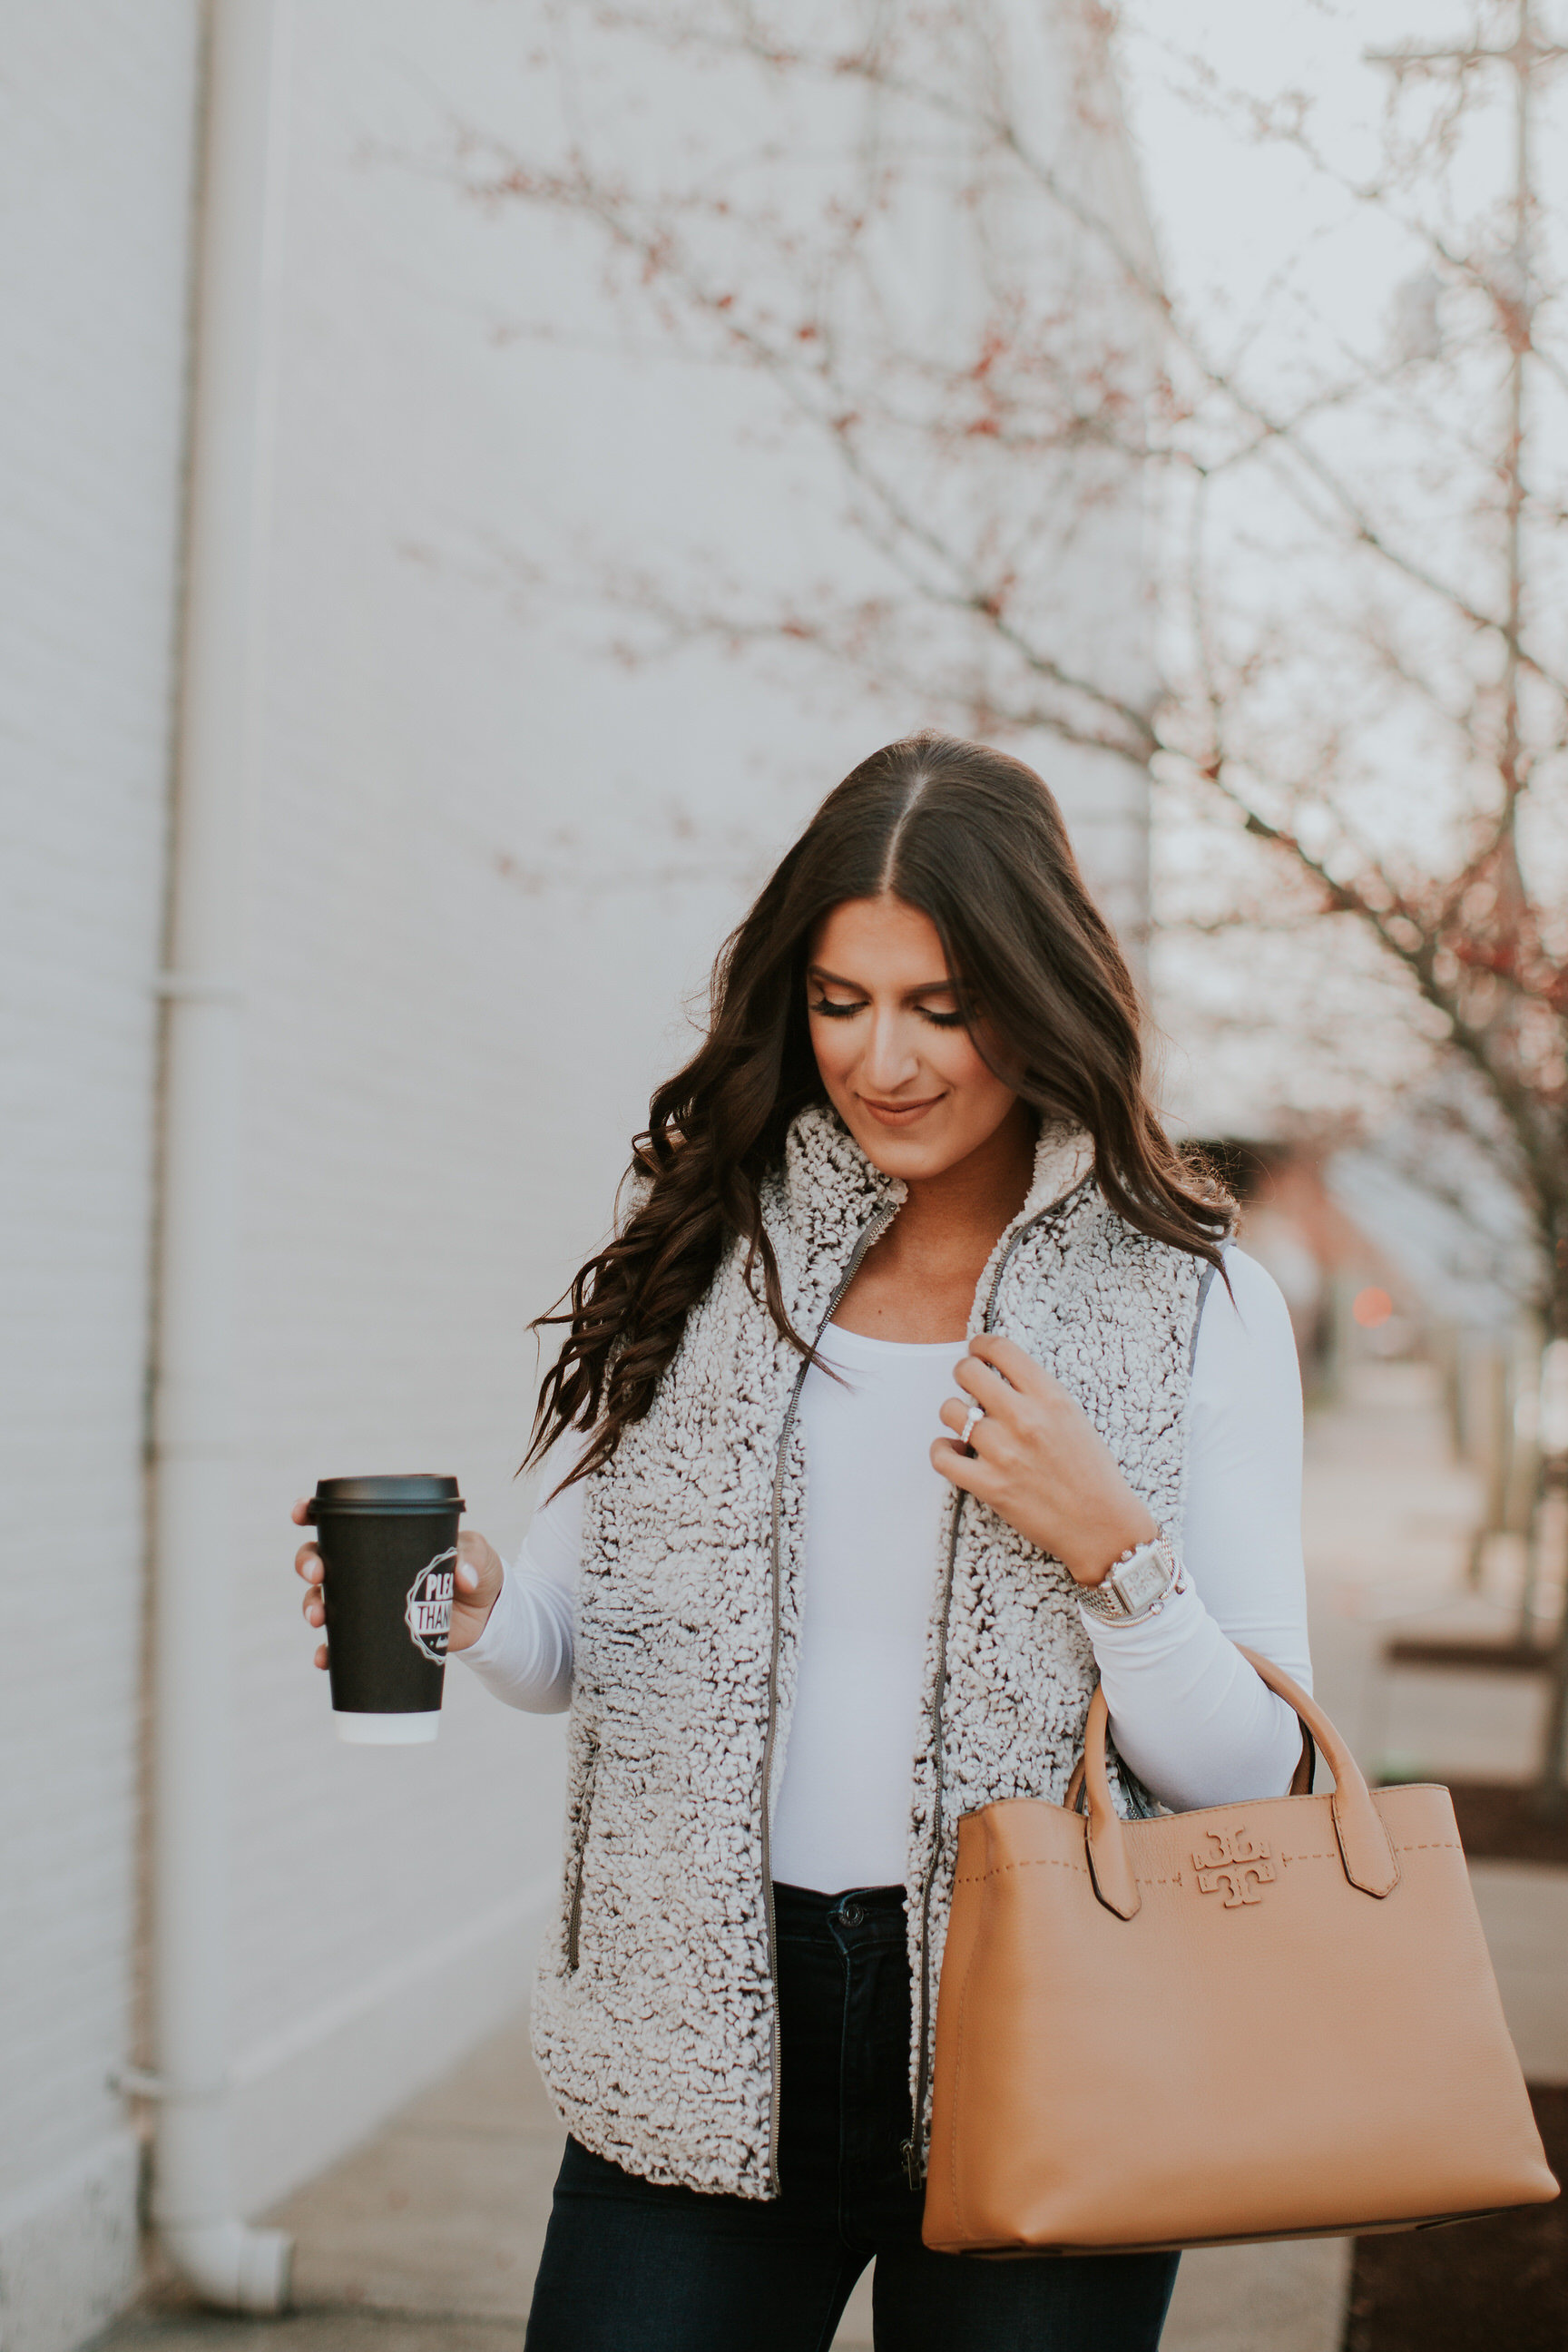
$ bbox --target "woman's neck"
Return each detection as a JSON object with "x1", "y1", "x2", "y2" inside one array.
[{"x1": 833, "y1": 1105, "x2": 1037, "y2": 1342}]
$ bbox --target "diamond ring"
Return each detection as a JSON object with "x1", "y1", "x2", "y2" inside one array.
[{"x1": 959, "y1": 1402, "x2": 985, "y2": 1447}]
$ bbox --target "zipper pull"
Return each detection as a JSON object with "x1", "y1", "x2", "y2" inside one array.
[{"x1": 901, "y1": 2137, "x2": 922, "y2": 2192}]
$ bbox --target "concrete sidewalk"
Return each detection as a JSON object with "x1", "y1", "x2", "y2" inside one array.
[{"x1": 102, "y1": 1361, "x2": 1565, "y2": 2352}]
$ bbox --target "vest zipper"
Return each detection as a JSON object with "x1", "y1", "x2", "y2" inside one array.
[
  {"x1": 901, "y1": 1202, "x2": 1062, "y2": 2190},
  {"x1": 566, "y1": 1734, "x2": 600, "y2": 1973},
  {"x1": 761, "y1": 1199, "x2": 897, "y2": 2194}
]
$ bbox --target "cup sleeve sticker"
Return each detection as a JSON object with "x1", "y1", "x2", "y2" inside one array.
[{"x1": 406, "y1": 1549, "x2": 456, "y2": 1662}]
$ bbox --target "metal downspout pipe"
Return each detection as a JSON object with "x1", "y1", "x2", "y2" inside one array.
[{"x1": 148, "y1": 0, "x2": 293, "y2": 2308}]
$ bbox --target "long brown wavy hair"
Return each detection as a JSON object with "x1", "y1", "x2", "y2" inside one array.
[{"x1": 527, "y1": 731, "x2": 1231, "y2": 1488}]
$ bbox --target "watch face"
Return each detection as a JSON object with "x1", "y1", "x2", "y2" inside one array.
[{"x1": 1113, "y1": 1549, "x2": 1168, "y2": 1613}]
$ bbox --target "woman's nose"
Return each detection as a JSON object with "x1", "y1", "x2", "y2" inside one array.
[{"x1": 860, "y1": 1009, "x2": 921, "y2": 1093}]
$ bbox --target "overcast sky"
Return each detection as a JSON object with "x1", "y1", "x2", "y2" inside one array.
[{"x1": 1120, "y1": 1, "x2": 1568, "y2": 371}]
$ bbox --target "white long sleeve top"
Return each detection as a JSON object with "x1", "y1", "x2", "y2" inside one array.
[{"x1": 462, "y1": 1244, "x2": 1311, "y2": 1891}]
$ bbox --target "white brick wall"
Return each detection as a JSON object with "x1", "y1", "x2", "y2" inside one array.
[
  {"x1": 0, "y1": 7, "x2": 1155, "y2": 2340},
  {"x1": 0, "y1": 6, "x2": 200, "y2": 2347}
]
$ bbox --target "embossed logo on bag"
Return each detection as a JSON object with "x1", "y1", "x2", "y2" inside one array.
[{"x1": 1194, "y1": 1825, "x2": 1275, "y2": 1906}]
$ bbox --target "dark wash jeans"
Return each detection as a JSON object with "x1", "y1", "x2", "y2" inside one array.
[{"x1": 524, "y1": 1881, "x2": 1179, "y2": 2352}]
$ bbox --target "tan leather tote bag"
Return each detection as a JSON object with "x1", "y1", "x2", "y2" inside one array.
[{"x1": 923, "y1": 1647, "x2": 1558, "y2": 2256}]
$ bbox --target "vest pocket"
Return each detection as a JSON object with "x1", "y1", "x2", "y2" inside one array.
[{"x1": 566, "y1": 1737, "x2": 599, "y2": 1973}]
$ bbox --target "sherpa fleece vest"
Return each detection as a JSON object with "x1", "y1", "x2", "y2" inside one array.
[{"x1": 529, "y1": 1104, "x2": 1206, "y2": 2199}]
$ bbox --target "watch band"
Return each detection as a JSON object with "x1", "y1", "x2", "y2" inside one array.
[{"x1": 1076, "y1": 1534, "x2": 1184, "y2": 1626}]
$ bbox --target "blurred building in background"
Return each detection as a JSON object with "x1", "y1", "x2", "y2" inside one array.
[
  {"x1": 0, "y1": 5, "x2": 1160, "y2": 2346},
  {"x1": 1195, "y1": 1119, "x2": 1553, "y2": 1622}
]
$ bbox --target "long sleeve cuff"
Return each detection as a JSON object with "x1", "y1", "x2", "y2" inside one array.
[
  {"x1": 456, "y1": 1553, "x2": 574, "y2": 1713},
  {"x1": 1079, "y1": 1576, "x2": 1304, "y2": 1811}
]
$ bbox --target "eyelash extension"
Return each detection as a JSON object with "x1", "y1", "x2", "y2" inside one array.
[{"x1": 807, "y1": 997, "x2": 965, "y2": 1030}]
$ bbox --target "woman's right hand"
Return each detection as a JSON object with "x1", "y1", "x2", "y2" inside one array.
[{"x1": 291, "y1": 1503, "x2": 505, "y2": 1669}]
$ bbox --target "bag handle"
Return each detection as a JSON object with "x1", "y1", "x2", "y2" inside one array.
[
  {"x1": 1073, "y1": 1644, "x2": 1400, "y2": 1922},
  {"x1": 1063, "y1": 1695, "x2": 1312, "y2": 1817}
]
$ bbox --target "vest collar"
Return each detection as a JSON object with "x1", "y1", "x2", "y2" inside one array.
[
  {"x1": 778, "y1": 1100, "x2": 1095, "y2": 1274},
  {"x1": 1022, "y1": 1118, "x2": 1095, "y2": 1216}
]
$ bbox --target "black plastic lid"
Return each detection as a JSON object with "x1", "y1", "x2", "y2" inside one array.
[{"x1": 309, "y1": 1475, "x2": 464, "y2": 1516}]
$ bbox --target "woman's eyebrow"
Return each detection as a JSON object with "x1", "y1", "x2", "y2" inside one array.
[{"x1": 807, "y1": 964, "x2": 956, "y2": 995}]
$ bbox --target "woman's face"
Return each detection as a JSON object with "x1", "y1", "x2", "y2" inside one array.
[{"x1": 806, "y1": 895, "x2": 1024, "y2": 1182}]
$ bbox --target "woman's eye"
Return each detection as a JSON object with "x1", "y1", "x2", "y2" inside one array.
[
  {"x1": 808, "y1": 997, "x2": 863, "y2": 1020},
  {"x1": 920, "y1": 1006, "x2": 965, "y2": 1029}
]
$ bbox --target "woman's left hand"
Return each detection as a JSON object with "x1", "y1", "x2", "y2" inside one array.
[{"x1": 933, "y1": 1332, "x2": 1158, "y2": 1586}]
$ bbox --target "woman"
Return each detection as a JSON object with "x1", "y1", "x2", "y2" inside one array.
[{"x1": 295, "y1": 732, "x2": 1311, "y2": 2351}]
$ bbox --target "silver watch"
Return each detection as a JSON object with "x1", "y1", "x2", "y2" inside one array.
[{"x1": 1076, "y1": 1535, "x2": 1184, "y2": 1626}]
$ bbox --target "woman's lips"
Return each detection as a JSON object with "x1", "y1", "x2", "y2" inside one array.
[{"x1": 859, "y1": 1094, "x2": 945, "y2": 1126}]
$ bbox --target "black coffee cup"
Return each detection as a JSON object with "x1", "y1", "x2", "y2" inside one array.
[{"x1": 307, "y1": 1475, "x2": 465, "y2": 1744}]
